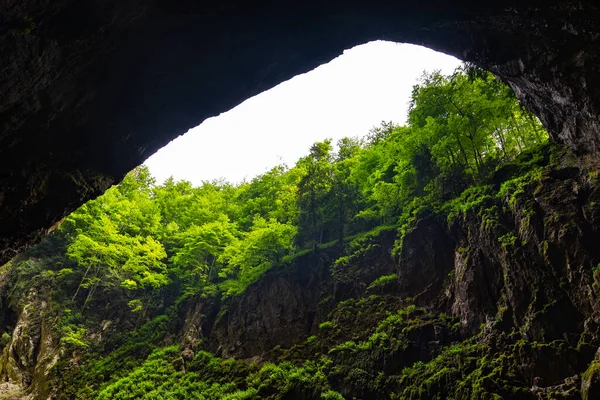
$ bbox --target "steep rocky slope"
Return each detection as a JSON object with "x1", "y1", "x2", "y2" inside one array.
[
  {"x1": 201, "y1": 146, "x2": 600, "y2": 399},
  {"x1": 2, "y1": 146, "x2": 600, "y2": 398}
]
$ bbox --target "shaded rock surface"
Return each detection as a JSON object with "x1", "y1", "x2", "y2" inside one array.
[
  {"x1": 0, "y1": 288, "x2": 56, "y2": 400},
  {"x1": 209, "y1": 250, "x2": 331, "y2": 358},
  {"x1": 189, "y1": 152, "x2": 600, "y2": 398},
  {"x1": 581, "y1": 351, "x2": 600, "y2": 400}
]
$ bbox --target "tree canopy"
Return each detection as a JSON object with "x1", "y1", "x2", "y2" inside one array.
[{"x1": 14, "y1": 67, "x2": 547, "y2": 314}]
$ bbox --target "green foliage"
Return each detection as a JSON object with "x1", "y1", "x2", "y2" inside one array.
[
  {"x1": 61, "y1": 326, "x2": 89, "y2": 349},
  {"x1": 498, "y1": 232, "x2": 518, "y2": 248},
  {"x1": 219, "y1": 217, "x2": 297, "y2": 298},
  {"x1": 170, "y1": 216, "x2": 238, "y2": 274},
  {"x1": 582, "y1": 360, "x2": 600, "y2": 386},
  {"x1": 322, "y1": 303, "x2": 461, "y2": 397},
  {"x1": 127, "y1": 299, "x2": 144, "y2": 313},
  {"x1": 409, "y1": 68, "x2": 546, "y2": 184},
  {"x1": 57, "y1": 268, "x2": 73, "y2": 278},
  {"x1": 319, "y1": 321, "x2": 333, "y2": 330},
  {"x1": 334, "y1": 224, "x2": 397, "y2": 276},
  {"x1": 443, "y1": 185, "x2": 495, "y2": 224},
  {"x1": 321, "y1": 390, "x2": 345, "y2": 399},
  {"x1": 367, "y1": 274, "x2": 397, "y2": 290},
  {"x1": 0, "y1": 332, "x2": 11, "y2": 348},
  {"x1": 97, "y1": 347, "x2": 341, "y2": 400},
  {"x1": 396, "y1": 341, "x2": 488, "y2": 398},
  {"x1": 393, "y1": 197, "x2": 433, "y2": 255}
]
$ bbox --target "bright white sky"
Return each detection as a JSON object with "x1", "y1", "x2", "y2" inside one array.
[{"x1": 144, "y1": 41, "x2": 461, "y2": 185}]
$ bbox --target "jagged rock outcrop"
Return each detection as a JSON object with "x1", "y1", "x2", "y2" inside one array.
[
  {"x1": 1, "y1": 0, "x2": 600, "y2": 264},
  {"x1": 581, "y1": 351, "x2": 600, "y2": 400},
  {"x1": 0, "y1": 288, "x2": 57, "y2": 400},
  {"x1": 208, "y1": 230, "x2": 401, "y2": 359},
  {"x1": 209, "y1": 250, "x2": 331, "y2": 358},
  {"x1": 191, "y1": 150, "x2": 600, "y2": 398},
  {"x1": 448, "y1": 163, "x2": 600, "y2": 342},
  {"x1": 177, "y1": 295, "x2": 219, "y2": 352}
]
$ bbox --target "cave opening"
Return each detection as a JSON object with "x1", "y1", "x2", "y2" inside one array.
[
  {"x1": 143, "y1": 41, "x2": 462, "y2": 185},
  {"x1": 2, "y1": 1, "x2": 600, "y2": 396}
]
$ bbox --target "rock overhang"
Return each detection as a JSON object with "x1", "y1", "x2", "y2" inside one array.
[{"x1": 0, "y1": 0, "x2": 598, "y2": 262}]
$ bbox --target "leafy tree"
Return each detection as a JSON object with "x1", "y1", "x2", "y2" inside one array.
[
  {"x1": 296, "y1": 140, "x2": 335, "y2": 246},
  {"x1": 218, "y1": 217, "x2": 297, "y2": 296},
  {"x1": 170, "y1": 215, "x2": 238, "y2": 284},
  {"x1": 236, "y1": 165, "x2": 299, "y2": 229},
  {"x1": 62, "y1": 168, "x2": 168, "y2": 310},
  {"x1": 332, "y1": 137, "x2": 364, "y2": 242}
]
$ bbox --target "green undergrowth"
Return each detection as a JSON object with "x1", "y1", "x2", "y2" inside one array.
[
  {"x1": 53, "y1": 314, "x2": 173, "y2": 399},
  {"x1": 367, "y1": 274, "x2": 397, "y2": 291},
  {"x1": 85, "y1": 317, "x2": 588, "y2": 400},
  {"x1": 268, "y1": 294, "x2": 465, "y2": 398},
  {"x1": 93, "y1": 297, "x2": 464, "y2": 400},
  {"x1": 333, "y1": 224, "x2": 397, "y2": 269},
  {"x1": 390, "y1": 144, "x2": 563, "y2": 258},
  {"x1": 96, "y1": 346, "x2": 342, "y2": 400},
  {"x1": 395, "y1": 144, "x2": 569, "y2": 250},
  {"x1": 90, "y1": 294, "x2": 588, "y2": 400},
  {"x1": 444, "y1": 146, "x2": 554, "y2": 224},
  {"x1": 394, "y1": 334, "x2": 585, "y2": 399}
]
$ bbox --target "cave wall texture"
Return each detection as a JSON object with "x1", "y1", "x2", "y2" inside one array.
[{"x1": 1, "y1": 0, "x2": 599, "y2": 263}]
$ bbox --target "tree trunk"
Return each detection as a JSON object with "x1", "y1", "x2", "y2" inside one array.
[{"x1": 72, "y1": 263, "x2": 94, "y2": 303}]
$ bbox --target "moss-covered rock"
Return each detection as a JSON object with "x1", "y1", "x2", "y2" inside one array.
[{"x1": 581, "y1": 356, "x2": 600, "y2": 400}]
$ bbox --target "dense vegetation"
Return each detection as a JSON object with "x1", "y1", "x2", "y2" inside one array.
[{"x1": 0, "y1": 66, "x2": 553, "y2": 399}]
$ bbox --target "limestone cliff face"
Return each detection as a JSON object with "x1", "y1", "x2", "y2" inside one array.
[
  {"x1": 395, "y1": 162, "x2": 600, "y2": 343},
  {"x1": 0, "y1": 288, "x2": 57, "y2": 400},
  {"x1": 206, "y1": 231, "x2": 400, "y2": 360},
  {"x1": 446, "y1": 168, "x2": 600, "y2": 342},
  {"x1": 199, "y1": 153, "x2": 600, "y2": 398},
  {"x1": 208, "y1": 251, "x2": 331, "y2": 359}
]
